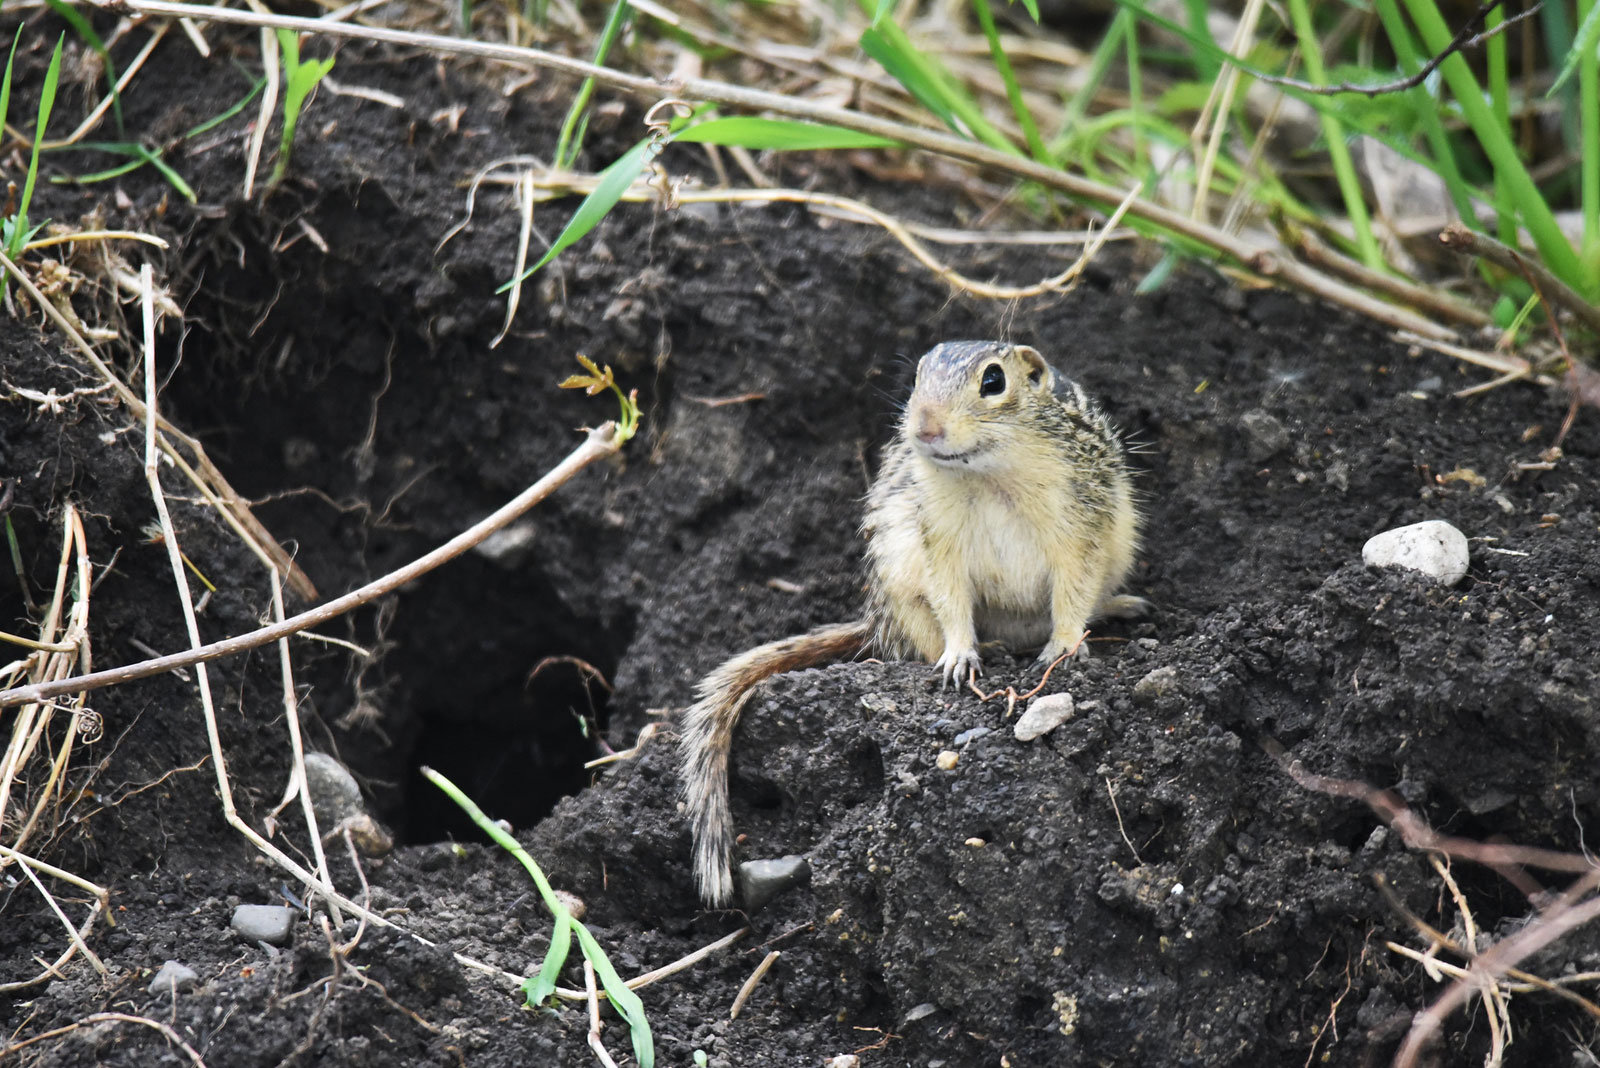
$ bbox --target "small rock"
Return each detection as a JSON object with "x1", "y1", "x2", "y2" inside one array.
[
  {"x1": 935, "y1": 750, "x2": 959, "y2": 771},
  {"x1": 952, "y1": 727, "x2": 991, "y2": 747},
  {"x1": 1014, "y1": 693, "x2": 1075, "y2": 741},
  {"x1": 902, "y1": 1003, "x2": 938, "y2": 1024},
  {"x1": 303, "y1": 753, "x2": 365, "y2": 827},
  {"x1": 1362, "y1": 519, "x2": 1469, "y2": 585},
  {"x1": 231, "y1": 904, "x2": 297, "y2": 946},
  {"x1": 1240, "y1": 410, "x2": 1290, "y2": 462},
  {"x1": 738, "y1": 856, "x2": 810, "y2": 912},
  {"x1": 147, "y1": 960, "x2": 198, "y2": 996},
  {"x1": 826, "y1": 1057, "x2": 860, "y2": 1068},
  {"x1": 473, "y1": 522, "x2": 537, "y2": 566},
  {"x1": 552, "y1": 890, "x2": 587, "y2": 921},
  {"x1": 1132, "y1": 666, "x2": 1180, "y2": 706}
]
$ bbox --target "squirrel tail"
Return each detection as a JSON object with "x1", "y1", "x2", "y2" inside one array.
[{"x1": 680, "y1": 619, "x2": 872, "y2": 906}]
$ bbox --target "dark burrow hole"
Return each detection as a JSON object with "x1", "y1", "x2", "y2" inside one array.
[
  {"x1": 386, "y1": 554, "x2": 629, "y2": 844},
  {"x1": 164, "y1": 219, "x2": 636, "y2": 846}
]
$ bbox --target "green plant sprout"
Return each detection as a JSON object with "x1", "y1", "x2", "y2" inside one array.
[
  {"x1": 1, "y1": 33, "x2": 64, "y2": 288},
  {"x1": 421, "y1": 766, "x2": 654, "y2": 1068},
  {"x1": 268, "y1": 30, "x2": 335, "y2": 187},
  {"x1": 561, "y1": 354, "x2": 640, "y2": 443}
]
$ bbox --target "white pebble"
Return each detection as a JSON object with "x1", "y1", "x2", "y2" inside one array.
[
  {"x1": 1014, "y1": 693, "x2": 1075, "y2": 741},
  {"x1": 935, "y1": 750, "x2": 959, "y2": 771},
  {"x1": 1362, "y1": 520, "x2": 1469, "y2": 586}
]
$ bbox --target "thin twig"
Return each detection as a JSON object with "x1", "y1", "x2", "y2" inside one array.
[
  {"x1": 273, "y1": 571, "x2": 341, "y2": 928},
  {"x1": 0, "y1": 1012, "x2": 209, "y2": 1066},
  {"x1": 729, "y1": 950, "x2": 780, "y2": 1020},
  {"x1": 584, "y1": 961, "x2": 620, "y2": 1068},
  {"x1": 1250, "y1": 1, "x2": 1536, "y2": 97},
  {"x1": 1439, "y1": 223, "x2": 1600, "y2": 338},
  {"x1": 0, "y1": 423, "x2": 622, "y2": 709}
]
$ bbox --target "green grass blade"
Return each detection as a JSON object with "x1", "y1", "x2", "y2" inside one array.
[
  {"x1": 1283, "y1": 0, "x2": 1380, "y2": 269},
  {"x1": 135, "y1": 145, "x2": 197, "y2": 202},
  {"x1": 1549, "y1": 0, "x2": 1600, "y2": 96},
  {"x1": 1398, "y1": 0, "x2": 1589, "y2": 294},
  {"x1": 859, "y1": 25, "x2": 959, "y2": 132},
  {"x1": 858, "y1": 15, "x2": 1019, "y2": 155},
  {"x1": 970, "y1": 0, "x2": 1049, "y2": 162},
  {"x1": 0, "y1": 32, "x2": 18, "y2": 151},
  {"x1": 1012, "y1": 0, "x2": 1040, "y2": 22},
  {"x1": 1576, "y1": 0, "x2": 1600, "y2": 255},
  {"x1": 674, "y1": 116, "x2": 898, "y2": 149},
  {"x1": 572, "y1": 924, "x2": 653, "y2": 1068},
  {"x1": 11, "y1": 35, "x2": 64, "y2": 261},
  {"x1": 1054, "y1": 7, "x2": 1127, "y2": 149},
  {"x1": 523, "y1": 913, "x2": 574, "y2": 1006},
  {"x1": 871, "y1": 0, "x2": 898, "y2": 26},
  {"x1": 54, "y1": 156, "x2": 148, "y2": 184},
  {"x1": 186, "y1": 75, "x2": 267, "y2": 139},
  {"x1": 43, "y1": 0, "x2": 122, "y2": 134},
  {"x1": 502, "y1": 135, "x2": 658, "y2": 287},
  {"x1": 1369, "y1": 0, "x2": 1479, "y2": 228},
  {"x1": 554, "y1": 0, "x2": 632, "y2": 169}
]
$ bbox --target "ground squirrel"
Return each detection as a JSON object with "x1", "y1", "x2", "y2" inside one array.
[{"x1": 680, "y1": 340, "x2": 1145, "y2": 906}]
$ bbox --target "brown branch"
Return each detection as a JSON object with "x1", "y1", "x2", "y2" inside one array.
[{"x1": 1438, "y1": 222, "x2": 1600, "y2": 339}]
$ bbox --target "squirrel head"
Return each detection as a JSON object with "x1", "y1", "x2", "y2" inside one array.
[{"x1": 903, "y1": 341, "x2": 1058, "y2": 470}]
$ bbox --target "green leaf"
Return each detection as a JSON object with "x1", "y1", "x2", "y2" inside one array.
[
  {"x1": 574, "y1": 924, "x2": 654, "y2": 1068},
  {"x1": 0, "y1": 32, "x2": 19, "y2": 152},
  {"x1": 269, "y1": 30, "x2": 335, "y2": 186},
  {"x1": 11, "y1": 35, "x2": 63, "y2": 260},
  {"x1": 871, "y1": 0, "x2": 897, "y2": 26},
  {"x1": 523, "y1": 913, "x2": 574, "y2": 1006},
  {"x1": 674, "y1": 117, "x2": 898, "y2": 150},
  {"x1": 859, "y1": 26, "x2": 959, "y2": 132},
  {"x1": 1013, "y1": 0, "x2": 1040, "y2": 21},
  {"x1": 501, "y1": 135, "x2": 659, "y2": 287},
  {"x1": 1549, "y1": 0, "x2": 1600, "y2": 96}
]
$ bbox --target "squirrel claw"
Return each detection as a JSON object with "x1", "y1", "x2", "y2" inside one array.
[{"x1": 934, "y1": 647, "x2": 982, "y2": 689}]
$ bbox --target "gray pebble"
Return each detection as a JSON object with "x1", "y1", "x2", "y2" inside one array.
[
  {"x1": 147, "y1": 960, "x2": 198, "y2": 996},
  {"x1": 1240, "y1": 410, "x2": 1290, "y2": 462},
  {"x1": 952, "y1": 726, "x2": 991, "y2": 747},
  {"x1": 1361, "y1": 519, "x2": 1469, "y2": 585},
  {"x1": 738, "y1": 855, "x2": 810, "y2": 912},
  {"x1": 1014, "y1": 693, "x2": 1075, "y2": 741},
  {"x1": 1132, "y1": 666, "x2": 1180, "y2": 706},
  {"x1": 303, "y1": 752, "x2": 365, "y2": 826},
  {"x1": 231, "y1": 904, "x2": 297, "y2": 946}
]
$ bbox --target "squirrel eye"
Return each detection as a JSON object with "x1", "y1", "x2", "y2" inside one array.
[{"x1": 979, "y1": 364, "x2": 1006, "y2": 397}]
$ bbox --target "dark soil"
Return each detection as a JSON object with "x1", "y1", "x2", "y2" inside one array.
[{"x1": 4, "y1": 18, "x2": 1600, "y2": 1068}]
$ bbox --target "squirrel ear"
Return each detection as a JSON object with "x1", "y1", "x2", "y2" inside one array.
[{"x1": 1012, "y1": 345, "x2": 1052, "y2": 389}]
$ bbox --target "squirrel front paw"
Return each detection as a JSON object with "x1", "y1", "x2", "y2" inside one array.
[{"x1": 933, "y1": 645, "x2": 982, "y2": 689}]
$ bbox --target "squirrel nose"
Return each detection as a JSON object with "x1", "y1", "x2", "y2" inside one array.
[{"x1": 913, "y1": 409, "x2": 945, "y2": 445}]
